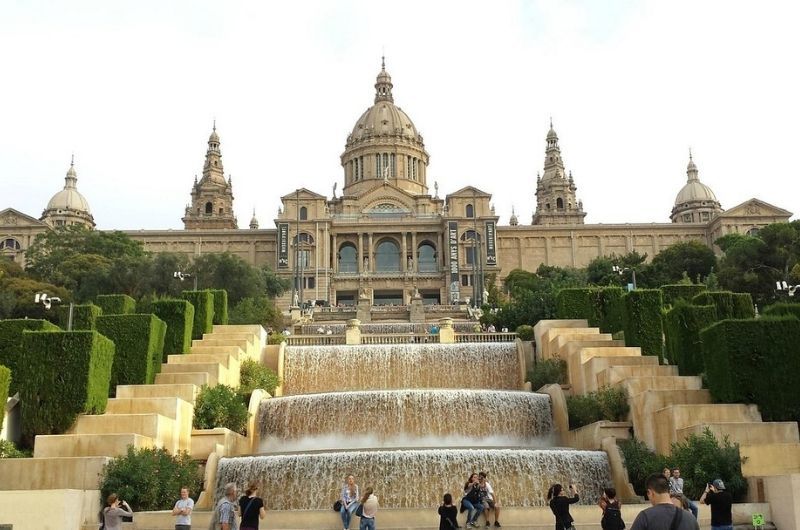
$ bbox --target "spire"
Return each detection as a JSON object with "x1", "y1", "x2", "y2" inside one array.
[
  {"x1": 65, "y1": 155, "x2": 77, "y2": 188},
  {"x1": 249, "y1": 208, "x2": 259, "y2": 229},
  {"x1": 202, "y1": 124, "x2": 225, "y2": 184},
  {"x1": 687, "y1": 148, "x2": 699, "y2": 181},
  {"x1": 374, "y1": 57, "x2": 394, "y2": 103},
  {"x1": 542, "y1": 120, "x2": 565, "y2": 179},
  {"x1": 510, "y1": 205, "x2": 519, "y2": 226}
]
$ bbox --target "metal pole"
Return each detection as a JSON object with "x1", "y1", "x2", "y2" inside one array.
[
  {"x1": 67, "y1": 302, "x2": 74, "y2": 331},
  {"x1": 632, "y1": 269, "x2": 637, "y2": 290}
]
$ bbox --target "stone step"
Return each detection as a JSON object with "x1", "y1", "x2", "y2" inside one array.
[
  {"x1": 741, "y1": 442, "x2": 800, "y2": 476},
  {"x1": 616, "y1": 375, "x2": 703, "y2": 395},
  {"x1": 167, "y1": 352, "x2": 238, "y2": 369},
  {"x1": 630, "y1": 389, "x2": 712, "y2": 452},
  {"x1": 571, "y1": 349, "x2": 652, "y2": 394},
  {"x1": 33, "y1": 432, "x2": 155, "y2": 458},
  {"x1": 213, "y1": 324, "x2": 264, "y2": 335},
  {"x1": 654, "y1": 403, "x2": 762, "y2": 454},
  {"x1": 155, "y1": 371, "x2": 211, "y2": 387},
  {"x1": 192, "y1": 338, "x2": 250, "y2": 350},
  {"x1": 70, "y1": 413, "x2": 178, "y2": 452},
  {"x1": 596, "y1": 364, "x2": 678, "y2": 386},
  {"x1": 677, "y1": 421, "x2": 800, "y2": 447},
  {"x1": 160, "y1": 361, "x2": 228, "y2": 386},
  {"x1": 106, "y1": 396, "x2": 193, "y2": 421},
  {"x1": 116, "y1": 383, "x2": 198, "y2": 403},
  {"x1": 190, "y1": 344, "x2": 246, "y2": 358},
  {"x1": 203, "y1": 331, "x2": 255, "y2": 344},
  {"x1": 0, "y1": 456, "x2": 111, "y2": 490}
]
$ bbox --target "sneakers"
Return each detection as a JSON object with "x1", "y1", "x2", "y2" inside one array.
[
  {"x1": 485, "y1": 523, "x2": 490, "y2": 527},
  {"x1": 494, "y1": 523, "x2": 502, "y2": 528}
]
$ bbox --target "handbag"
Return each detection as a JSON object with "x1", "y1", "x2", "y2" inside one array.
[
  {"x1": 355, "y1": 502, "x2": 364, "y2": 517},
  {"x1": 333, "y1": 500, "x2": 342, "y2": 512}
]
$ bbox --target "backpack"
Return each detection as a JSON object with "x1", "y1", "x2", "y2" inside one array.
[{"x1": 601, "y1": 502, "x2": 625, "y2": 530}]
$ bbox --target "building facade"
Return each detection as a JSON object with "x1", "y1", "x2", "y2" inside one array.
[{"x1": 1, "y1": 61, "x2": 793, "y2": 307}]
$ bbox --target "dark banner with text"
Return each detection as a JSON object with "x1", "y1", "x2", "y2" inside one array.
[
  {"x1": 278, "y1": 223, "x2": 289, "y2": 269},
  {"x1": 485, "y1": 221, "x2": 497, "y2": 266}
]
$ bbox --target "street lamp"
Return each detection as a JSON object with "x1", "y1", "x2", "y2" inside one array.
[
  {"x1": 612, "y1": 265, "x2": 637, "y2": 290},
  {"x1": 776, "y1": 281, "x2": 798, "y2": 297},
  {"x1": 174, "y1": 270, "x2": 198, "y2": 290},
  {"x1": 35, "y1": 292, "x2": 72, "y2": 330}
]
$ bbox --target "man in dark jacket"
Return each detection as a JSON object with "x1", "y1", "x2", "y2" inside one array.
[{"x1": 700, "y1": 479, "x2": 733, "y2": 530}]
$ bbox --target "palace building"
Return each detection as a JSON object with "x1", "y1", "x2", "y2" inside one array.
[{"x1": 1, "y1": 61, "x2": 792, "y2": 309}]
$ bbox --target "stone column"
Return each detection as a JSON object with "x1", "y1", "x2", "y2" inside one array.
[
  {"x1": 438, "y1": 317, "x2": 455, "y2": 344},
  {"x1": 411, "y1": 231, "x2": 418, "y2": 272},
  {"x1": 345, "y1": 318, "x2": 361, "y2": 345},
  {"x1": 332, "y1": 233, "x2": 338, "y2": 273},
  {"x1": 403, "y1": 231, "x2": 409, "y2": 271},
  {"x1": 368, "y1": 233, "x2": 374, "y2": 272},
  {"x1": 358, "y1": 232, "x2": 364, "y2": 273}
]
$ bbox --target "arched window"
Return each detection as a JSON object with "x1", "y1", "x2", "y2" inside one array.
[
  {"x1": 205, "y1": 202, "x2": 213, "y2": 214},
  {"x1": 338, "y1": 243, "x2": 357, "y2": 273},
  {"x1": 300, "y1": 206, "x2": 308, "y2": 220},
  {"x1": 746, "y1": 227, "x2": 760, "y2": 237},
  {"x1": 293, "y1": 233, "x2": 314, "y2": 245},
  {"x1": 417, "y1": 242, "x2": 437, "y2": 272},
  {"x1": 0, "y1": 238, "x2": 21, "y2": 250},
  {"x1": 465, "y1": 204, "x2": 474, "y2": 218},
  {"x1": 375, "y1": 239, "x2": 401, "y2": 272},
  {"x1": 556, "y1": 198, "x2": 564, "y2": 209}
]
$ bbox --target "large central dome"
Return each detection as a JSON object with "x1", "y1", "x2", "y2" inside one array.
[{"x1": 340, "y1": 59, "x2": 430, "y2": 197}]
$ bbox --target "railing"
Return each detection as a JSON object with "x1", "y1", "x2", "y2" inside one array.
[
  {"x1": 426, "y1": 305, "x2": 466, "y2": 312},
  {"x1": 315, "y1": 306, "x2": 356, "y2": 313},
  {"x1": 370, "y1": 305, "x2": 409, "y2": 312},
  {"x1": 454, "y1": 332, "x2": 518, "y2": 343},
  {"x1": 285, "y1": 335, "x2": 347, "y2": 346},
  {"x1": 360, "y1": 333, "x2": 440, "y2": 344}
]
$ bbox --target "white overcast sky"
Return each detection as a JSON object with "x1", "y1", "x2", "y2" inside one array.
[{"x1": 2, "y1": 0, "x2": 798, "y2": 230}]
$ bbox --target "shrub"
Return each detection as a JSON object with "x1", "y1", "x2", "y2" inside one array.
[
  {"x1": 692, "y1": 291, "x2": 754, "y2": 320},
  {"x1": 701, "y1": 316, "x2": 800, "y2": 422},
  {"x1": 239, "y1": 359, "x2": 280, "y2": 399},
  {"x1": 556, "y1": 287, "x2": 625, "y2": 333},
  {"x1": 515, "y1": 325, "x2": 534, "y2": 341},
  {"x1": 182, "y1": 290, "x2": 214, "y2": 340},
  {"x1": 660, "y1": 284, "x2": 707, "y2": 307},
  {"x1": 670, "y1": 428, "x2": 747, "y2": 501},
  {"x1": 0, "y1": 364, "x2": 9, "y2": 425},
  {"x1": 623, "y1": 290, "x2": 664, "y2": 358},
  {"x1": 56, "y1": 303, "x2": 103, "y2": 330},
  {"x1": 557, "y1": 288, "x2": 594, "y2": 320},
  {"x1": 527, "y1": 359, "x2": 567, "y2": 391},
  {"x1": 268, "y1": 332, "x2": 287, "y2": 345},
  {"x1": 0, "y1": 439, "x2": 29, "y2": 458},
  {"x1": 18, "y1": 330, "x2": 114, "y2": 446},
  {"x1": 663, "y1": 303, "x2": 717, "y2": 374},
  {"x1": 96, "y1": 314, "x2": 167, "y2": 391},
  {"x1": 209, "y1": 289, "x2": 229, "y2": 325},
  {"x1": 151, "y1": 299, "x2": 194, "y2": 358},
  {"x1": 619, "y1": 438, "x2": 669, "y2": 496},
  {"x1": 566, "y1": 386, "x2": 629, "y2": 429},
  {"x1": 94, "y1": 294, "x2": 136, "y2": 315},
  {"x1": 193, "y1": 384, "x2": 249, "y2": 435},
  {"x1": 0, "y1": 319, "x2": 60, "y2": 395},
  {"x1": 762, "y1": 303, "x2": 800, "y2": 319},
  {"x1": 99, "y1": 446, "x2": 201, "y2": 511}
]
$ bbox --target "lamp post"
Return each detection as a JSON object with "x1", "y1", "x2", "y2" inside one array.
[
  {"x1": 34, "y1": 293, "x2": 69, "y2": 329},
  {"x1": 612, "y1": 265, "x2": 637, "y2": 290},
  {"x1": 173, "y1": 270, "x2": 198, "y2": 290},
  {"x1": 776, "y1": 281, "x2": 799, "y2": 297}
]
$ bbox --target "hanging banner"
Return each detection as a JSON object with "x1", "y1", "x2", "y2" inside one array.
[
  {"x1": 448, "y1": 221, "x2": 460, "y2": 302},
  {"x1": 485, "y1": 221, "x2": 497, "y2": 266},
  {"x1": 278, "y1": 223, "x2": 289, "y2": 269}
]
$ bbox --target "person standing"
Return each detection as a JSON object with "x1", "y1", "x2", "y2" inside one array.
[
  {"x1": 598, "y1": 487, "x2": 625, "y2": 530},
  {"x1": 238, "y1": 481, "x2": 266, "y2": 530},
  {"x1": 438, "y1": 493, "x2": 459, "y2": 530},
  {"x1": 171, "y1": 486, "x2": 194, "y2": 530},
  {"x1": 217, "y1": 483, "x2": 239, "y2": 530},
  {"x1": 102, "y1": 493, "x2": 133, "y2": 530},
  {"x1": 340, "y1": 474, "x2": 361, "y2": 530},
  {"x1": 478, "y1": 471, "x2": 501, "y2": 527},
  {"x1": 700, "y1": 479, "x2": 733, "y2": 530},
  {"x1": 359, "y1": 487, "x2": 378, "y2": 530},
  {"x1": 669, "y1": 468, "x2": 698, "y2": 518},
  {"x1": 547, "y1": 483, "x2": 579, "y2": 530},
  {"x1": 630, "y1": 474, "x2": 699, "y2": 530}
]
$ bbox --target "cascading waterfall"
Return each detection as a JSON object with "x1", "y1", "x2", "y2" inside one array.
[
  {"x1": 282, "y1": 343, "x2": 522, "y2": 395},
  {"x1": 216, "y1": 449, "x2": 612, "y2": 509},
  {"x1": 258, "y1": 390, "x2": 553, "y2": 451}
]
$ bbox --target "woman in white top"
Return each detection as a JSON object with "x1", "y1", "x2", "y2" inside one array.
[
  {"x1": 359, "y1": 487, "x2": 379, "y2": 530},
  {"x1": 102, "y1": 493, "x2": 133, "y2": 530}
]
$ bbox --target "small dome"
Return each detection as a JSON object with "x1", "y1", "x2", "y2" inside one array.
[
  {"x1": 674, "y1": 180, "x2": 718, "y2": 205},
  {"x1": 209, "y1": 129, "x2": 219, "y2": 143}
]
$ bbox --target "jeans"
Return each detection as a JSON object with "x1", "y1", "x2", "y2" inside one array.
[
  {"x1": 688, "y1": 500, "x2": 698, "y2": 518},
  {"x1": 359, "y1": 517, "x2": 376, "y2": 530},
  {"x1": 461, "y1": 499, "x2": 484, "y2": 524},
  {"x1": 341, "y1": 502, "x2": 359, "y2": 529},
  {"x1": 711, "y1": 526, "x2": 733, "y2": 530}
]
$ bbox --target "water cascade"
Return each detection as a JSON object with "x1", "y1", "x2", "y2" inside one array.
[
  {"x1": 216, "y1": 449, "x2": 611, "y2": 509},
  {"x1": 282, "y1": 343, "x2": 522, "y2": 395},
  {"x1": 258, "y1": 389, "x2": 553, "y2": 451}
]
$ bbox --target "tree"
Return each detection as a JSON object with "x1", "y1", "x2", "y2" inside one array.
[
  {"x1": 585, "y1": 252, "x2": 647, "y2": 287},
  {"x1": 645, "y1": 241, "x2": 717, "y2": 287},
  {"x1": 189, "y1": 252, "x2": 288, "y2": 304}
]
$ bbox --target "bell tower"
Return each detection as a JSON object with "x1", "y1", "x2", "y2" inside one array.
[{"x1": 532, "y1": 120, "x2": 586, "y2": 225}]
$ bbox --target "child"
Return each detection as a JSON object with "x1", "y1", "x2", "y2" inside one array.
[{"x1": 438, "y1": 493, "x2": 459, "y2": 530}]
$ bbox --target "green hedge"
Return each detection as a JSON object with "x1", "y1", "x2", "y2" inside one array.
[
  {"x1": 701, "y1": 317, "x2": 800, "y2": 422},
  {"x1": 566, "y1": 386, "x2": 629, "y2": 429},
  {"x1": 663, "y1": 303, "x2": 717, "y2": 374},
  {"x1": 18, "y1": 330, "x2": 114, "y2": 445},
  {"x1": 151, "y1": 300, "x2": 195, "y2": 358},
  {"x1": 209, "y1": 289, "x2": 229, "y2": 325},
  {"x1": 56, "y1": 303, "x2": 103, "y2": 330},
  {"x1": 95, "y1": 294, "x2": 136, "y2": 315},
  {"x1": 0, "y1": 319, "x2": 61, "y2": 395},
  {"x1": 0, "y1": 365, "x2": 10, "y2": 426},
  {"x1": 515, "y1": 325, "x2": 534, "y2": 341},
  {"x1": 623, "y1": 289, "x2": 664, "y2": 358},
  {"x1": 556, "y1": 287, "x2": 625, "y2": 333},
  {"x1": 660, "y1": 284, "x2": 707, "y2": 307},
  {"x1": 762, "y1": 303, "x2": 800, "y2": 319},
  {"x1": 182, "y1": 290, "x2": 213, "y2": 340},
  {"x1": 692, "y1": 291, "x2": 754, "y2": 320},
  {"x1": 96, "y1": 314, "x2": 166, "y2": 392}
]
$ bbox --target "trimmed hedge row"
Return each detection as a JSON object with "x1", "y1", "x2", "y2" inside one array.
[
  {"x1": 555, "y1": 287, "x2": 625, "y2": 333},
  {"x1": 209, "y1": 289, "x2": 229, "y2": 326},
  {"x1": 0, "y1": 319, "x2": 61, "y2": 395},
  {"x1": 57, "y1": 303, "x2": 103, "y2": 330},
  {"x1": 660, "y1": 284, "x2": 707, "y2": 307},
  {"x1": 19, "y1": 330, "x2": 114, "y2": 445},
  {"x1": 692, "y1": 291, "x2": 754, "y2": 320},
  {"x1": 96, "y1": 314, "x2": 166, "y2": 392},
  {"x1": 623, "y1": 289, "x2": 664, "y2": 358},
  {"x1": 663, "y1": 303, "x2": 717, "y2": 374},
  {"x1": 182, "y1": 290, "x2": 214, "y2": 340},
  {"x1": 0, "y1": 364, "x2": 9, "y2": 426},
  {"x1": 95, "y1": 294, "x2": 136, "y2": 315},
  {"x1": 151, "y1": 300, "x2": 195, "y2": 357},
  {"x1": 762, "y1": 303, "x2": 800, "y2": 319},
  {"x1": 701, "y1": 316, "x2": 800, "y2": 422}
]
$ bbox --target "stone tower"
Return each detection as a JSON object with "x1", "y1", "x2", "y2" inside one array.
[
  {"x1": 532, "y1": 121, "x2": 586, "y2": 225},
  {"x1": 41, "y1": 156, "x2": 95, "y2": 228},
  {"x1": 182, "y1": 123, "x2": 237, "y2": 230},
  {"x1": 671, "y1": 150, "x2": 723, "y2": 223}
]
